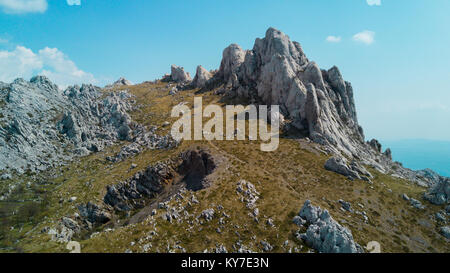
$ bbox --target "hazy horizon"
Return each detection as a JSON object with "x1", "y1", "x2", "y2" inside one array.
[{"x1": 380, "y1": 139, "x2": 450, "y2": 177}]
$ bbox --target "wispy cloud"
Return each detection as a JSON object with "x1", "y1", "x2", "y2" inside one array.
[
  {"x1": 353, "y1": 30, "x2": 375, "y2": 45},
  {"x1": 0, "y1": 45, "x2": 97, "y2": 88},
  {"x1": 326, "y1": 36, "x2": 342, "y2": 43},
  {"x1": 66, "y1": 0, "x2": 81, "y2": 6},
  {"x1": 366, "y1": 0, "x2": 381, "y2": 6},
  {"x1": 0, "y1": 0, "x2": 47, "y2": 14}
]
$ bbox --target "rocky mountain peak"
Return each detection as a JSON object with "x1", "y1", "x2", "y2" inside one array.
[
  {"x1": 156, "y1": 27, "x2": 444, "y2": 187},
  {"x1": 212, "y1": 27, "x2": 363, "y2": 159},
  {"x1": 253, "y1": 27, "x2": 308, "y2": 67}
]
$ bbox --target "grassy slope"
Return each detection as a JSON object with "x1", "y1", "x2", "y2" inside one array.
[{"x1": 0, "y1": 82, "x2": 448, "y2": 253}]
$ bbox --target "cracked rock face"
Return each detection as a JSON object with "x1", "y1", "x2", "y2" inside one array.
[
  {"x1": 295, "y1": 200, "x2": 363, "y2": 253},
  {"x1": 0, "y1": 76, "x2": 135, "y2": 175}
]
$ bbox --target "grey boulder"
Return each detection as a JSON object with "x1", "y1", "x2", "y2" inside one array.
[
  {"x1": 295, "y1": 200, "x2": 363, "y2": 253},
  {"x1": 324, "y1": 156, "x2": 371, "y2": 181},
  {"x1": 440, "y1": 226, "x2": 450, "y2": 239}
]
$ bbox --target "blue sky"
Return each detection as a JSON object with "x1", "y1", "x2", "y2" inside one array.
[{"x1": 1, "y1": 0, "x2": 450, "y2": 143}]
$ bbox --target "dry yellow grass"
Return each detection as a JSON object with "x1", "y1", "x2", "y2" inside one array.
[{"x1": 1, "y1": 81, "x2": 448, "y2": 253}]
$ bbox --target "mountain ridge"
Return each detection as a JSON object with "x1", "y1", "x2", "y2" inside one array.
[{"x1": 0, "y1": 27, "x2": 448, "y2": 253}]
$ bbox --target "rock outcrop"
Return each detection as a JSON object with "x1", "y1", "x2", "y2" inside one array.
[
  {"x1": 106, "y1": 77, "x2": 133, "y2": 88},
  {"x1": 106, "y1": 125, "x2": 179, "y2": 163},
  {"x1": 0, "y1": 76, "x2": 135, "y2": 175},
  {"x1": 440, "y1": 226, "x2": 450, "y2": 239},
  {"x1": 200, "y1": 209, "x2": 215, "y2": 222},
  {"x1": 78, "y1": 202, "x2": 112, "y2": 225},
  {"x1": 324, "y1": 156, "x2": 372, "y2": 181},
  {"x1": 210, "y1": 28, "x2": 363, "y2": 158},
  {"x1": 192, "y1": 65, "x2": 212, "y2": 88},
  {"x1": 178, "y1": 149, "x2": 216, "y2": 191},
  {"x1": 104, "y1": 161, "x2": 175, "y2": 211},
  {"x1": 104, "y1": 149, "x2": 216, "y2": 212},
  {"x1": 409, "y1": 198, "x2": 426, "y2": 210},
  {"x1": 170, "y1": 65, "x2": 192, "y2": 83},
  {"x1": 205, "y1": 27, "x2": 448, "y2": 186},
  {"x1": 294, "y1": 200, "x2": 363, "y2": 253},
  {"x1": 236, "y1": 180, "x2": 260, "y2": 209},
  {"x1": 424, "y1": 177, "x2": 450, "y2": 205}
]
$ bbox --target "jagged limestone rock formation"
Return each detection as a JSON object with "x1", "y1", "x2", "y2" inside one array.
[
  {"x1": 178, "y1": 149, "x2": 216, "y2": 191},
  {"x1": 0, "y1": 76, "x2": 139, "y2": 176},
  {"x1": 104, "y1": 149, "x2": 216, "y2": 212},
  {"x1": 106, "y1": 125, "x2": 179, "y2": 163},
  {"x1": 325, "y1": 156, "x2": 369, "y2": 181},
  {"x1": 0, "y1": 76, "x2": 69, "y2": 174},
  {"x1": 424, "y1": 177, "x2": 450, "y2": 205},
  {"x1": 59, "y1": 85, "x2": 134, "y2": 147},
  {"x1": 236, "y1": 180, "x2": 260, "y2": 209},
  {"x1": 105, "y1": 77, "x2": 133, "y2": 88},
  {"x1": 206, "y1": 27, "x2": 448, "y2": 186},
  {"x1": 170, "y1": 64, "x2": 192, "y2": 83},
  {"x1": 210, "y1": 28, "x2": 364, "y2": 158},
  {"x1": 324, "y1": 156, "x2": 373, "y2": 181},
  {"x1": 368, "y1": 139, "x2": 382, "y2": 153},
  {"x1": 215, "y1": 44, "x2": 246, "y2": 88},
  {"x1": 104, "y1": 162, "x2": 175, "y2": 211},
  {"x1": 295, "y1": 200, "x2": 363, "y2": 253},
  {"x1": 78, "y1": 202, "x2": 112, "y2": 225},
  {"x1": 200, "y1": 209, "x2": 215, "y2": 222},
  {"x1": 192, "y1": 65, "x2": 212, "y2": 88}
]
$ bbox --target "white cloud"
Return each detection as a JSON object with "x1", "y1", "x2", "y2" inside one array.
[
  {"x1": 66, "y1": 0, "x2": 81, "y2": 6},
  {"x1": 352, "y1": 30, "x2": 375, "y2": 45},
  {"x1": 326, "y1": 36, "x2": 342, "y2": 43},
  {"x1": 0, "y1": 45, "x2": 97, "y2": 88},
  {"x1": 366, "y1": 0, "x2": 381, "y2": 6},
  {"x1": 0, "y1": 0, "x2": 47, "y2": 14}
]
